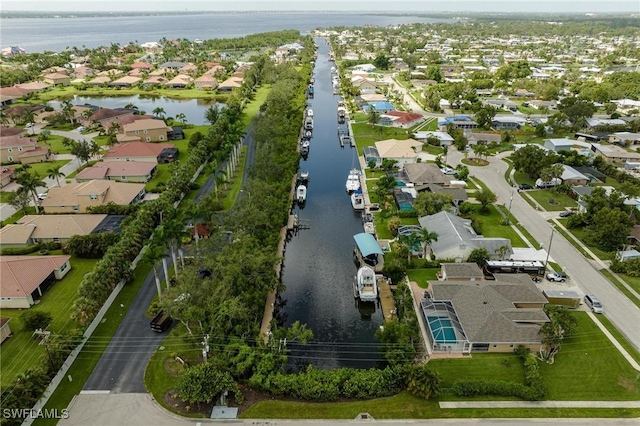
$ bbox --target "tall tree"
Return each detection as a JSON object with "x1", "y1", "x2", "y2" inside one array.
[
  {"x1": 475, "y1": 188, "x2": 497, "y2": 213},
  {"x1": 140, "y1": 244, "x2": 168, "y2": 297},
  {"x1": 417, "y1": 228, "x2": 439, "y2": 259},
  {"x1": 46, "y1": 164, "x2": 65, "y2": 187},
  {"x1": 538, "y1": 305, "x2": 577, "y2": 363},
  {"x1": 367, "y1": 109, "x2": 381, "y2": 127},
  {"x1": 15, "y1": 171, "x2": 46, "y2": 213},
  {"x1": 152, "y1": 107, "x2": 166, "y2": 119}
]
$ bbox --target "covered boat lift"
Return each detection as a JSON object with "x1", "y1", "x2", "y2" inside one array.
[{"x1": 353, "y1": 232, "x2": 384, "y2": 273}]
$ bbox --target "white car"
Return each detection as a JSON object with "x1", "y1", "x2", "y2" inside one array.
[
  {"x1": 26, "y1": 122, "x2": 35, "y2": 128},
  {"x1": 441, "y1": 167, "x2": 457, "y2": 175},
  {"x1": 546, "y1": 272, "x2": 567, "y2": 282},
  {"x1": 37, "y1": 193, "x2": 47, "y2": 200},
  {"x1": 76, "y1": 126, "x2": 86, "y2": 132}
]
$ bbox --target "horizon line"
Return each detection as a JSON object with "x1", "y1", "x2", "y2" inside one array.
[{"x1": 2, "y1": 9, "x2": 639, "y2": 14}]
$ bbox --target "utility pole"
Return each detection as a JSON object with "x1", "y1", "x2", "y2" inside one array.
[
  {"x1": 506, "y1": 190, "x2": 514, "y2": 226},
  {"x1": 544, "y1": 228, "x2": 555, "y2": 270}
]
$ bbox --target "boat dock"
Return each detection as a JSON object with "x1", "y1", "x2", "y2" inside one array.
[{"x1": 378, "y1": 276, "x2": 397, "y2": 321}]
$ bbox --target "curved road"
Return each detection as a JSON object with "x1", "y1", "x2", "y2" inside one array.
[{"x1": 448, "y1": 148, "x2": 640, "y2": 350}]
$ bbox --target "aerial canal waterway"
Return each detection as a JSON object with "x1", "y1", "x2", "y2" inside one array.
[
  {"x1": 49, "y1": 95, "x2": 221, "y2": 125},
  {"x1": 278, "y1": 38, "x2": 385, "y2": 370}
]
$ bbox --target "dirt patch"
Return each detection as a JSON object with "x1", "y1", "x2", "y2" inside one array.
[
  {"x1": 618, "y1": 376, "x2": 639, "y2": 392},
  {"x1": 163, "y1": 389, "x2": 213, "y2": 417}
]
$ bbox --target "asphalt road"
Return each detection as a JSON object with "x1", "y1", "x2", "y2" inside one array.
[
  {"x1": 84, "y1": 121, "x2": 258, "y2": 392},
  {"x1": 448, "y1": 148, "x2": 640, "y2": 350}
]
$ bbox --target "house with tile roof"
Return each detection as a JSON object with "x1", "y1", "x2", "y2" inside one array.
[
  {"x1": 89, "y1": 108, "x2": 134, "y2": 126},
  {"x1": 379, "y1": 111, "x2": 424, "y2": 128},
  {"x1": 102, "y1": 141, "x2": 176, "y2": 163},
  {"x1": 218, "y1": 76, "x2": 243, "y2": 92},
  {"x1": 0, "y1": 167, "x2": 15, "y2": 187},
  {"x1": 131, "y1": 61, "x2": 153, "y2": 71},
  {"x1": 43, "y1": 73, "x2": 71, "y2": 86},
  {"x1": 40, "y1": 180, "x2": 146, "y2": 213},
  {"x1": 0, "y1": 135, "x2": 42, "y2": 164},
  {"x1": 374, "y1": 138, "x2": 423, "y2": 167},
  {"x1": 165, "y1": 74, "x2": 193, "y2": 89},
  {"x1": 421, "y1": 273, "x2": 549, "y2": 353},
  {"x1": 121, "y1": 118, "x2": 172, "y2": 142},
  {"x1": 109, "y1": 75, "x2": 141, "y2": 88},
  {"x1": 75, "y1": 161, "x2": 157, "y2": 183},
  {"x1": 0, "y1": 255, "x2": 71, "y2": 308},
  {"x1": 0, "y1": 214, "x2": 109, "y2": 249},
  {"x1": 418, "y1": 211, "x2": 513, "y2": 261},
  {"x1": 194, "y1": 74, "x2": 218, "y2": 90},
  {"x1": 403, "y1": 163, "x2": 448, "y2": 186}
]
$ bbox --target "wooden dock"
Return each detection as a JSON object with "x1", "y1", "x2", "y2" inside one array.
[{"x1": 378, "y1": 276, "x2": 397, "y2": 321}]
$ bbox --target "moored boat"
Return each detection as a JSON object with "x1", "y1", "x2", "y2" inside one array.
[
  {"x1": 345, "y1": 168, "x2": 361, "y2": 192},
  {"x1": 354, "y1": 265, "x2": 378, "y2": 302},
  {"x1": 299, "y1": 170, "x2": 309, "y2": 182},
  {"x1": 296, "y1": 184, "x2": 307, "y2": 203},
  {"x1": 351, "y1": 189, "x2": 365, "y2": 210}
]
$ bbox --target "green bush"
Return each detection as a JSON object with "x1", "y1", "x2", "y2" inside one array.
[
  {"x1": 451, "y1": 379, "x2": 536, "y2": 400},
  {"x1": 21, "y1": 310, "x2": 53, "y2": 331}
]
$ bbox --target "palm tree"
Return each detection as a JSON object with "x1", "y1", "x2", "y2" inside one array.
[
  {"x1": 22, "y1": 109, "x2": 36, "y2": 134},
  {"x1": 38, "y1": 129, "x2": 52, "y2": 146},
  {"x1": 175, "y1": 113, "x2": 187, "y2": 125},
  {"x1": 399, "y1": 232, "x2": 421, "y2": 263},
  {"x1": 159, "y1": 212, "x2": 187, "y2": 278},
  {"x1": 47, "y1": 164, "x2": 66, "y2": 187},
  {"x1": 61, "y1": 100, "x2": 76, "y2": 125},
  {"x1": 15, "y1": 171, "x2": 46, "y2": 213},
  {"x1": 124, "y1": 103, "x2": 139, "y2": 112},
  {"x1": 140, "y1": 244, "x2": 168, "y2": 297},
  {"x1": 417, "y1": 228, "x2": 439, "y2": 260},
  {"x1": 213, "y1": 170, "x2": 227, "y2": 200},
  {"x1": 152, "y1": 107, "x2": 166, "y2": 119},
  {"x1": 367, "y1": 109, "x2": 381, "y2": 127}
]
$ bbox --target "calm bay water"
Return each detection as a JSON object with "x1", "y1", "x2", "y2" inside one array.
[
  {"x1": 279, "y1": 38, "x2": 386, "y2": 370},
  {"x1": 1, "y1": 12, "x2": 443, "y2": 53}
]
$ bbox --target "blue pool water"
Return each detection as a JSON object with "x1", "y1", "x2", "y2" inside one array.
[{"x1": 428, "y1": 317, "x2": 457, "y2": 343}]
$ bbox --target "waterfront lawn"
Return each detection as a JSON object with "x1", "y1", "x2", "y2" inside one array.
[
  {"x1": 0, "y1": 255, "x2": 97, "y2": 386},
  {"x1": 34, "y1": 263, "x2": 152, "y2": 426},
  {"x1": 471, "y1": 204, "x2": 528, "y2": 247},
  {"x1": 351, "y1": 123, "x2": 411, "y2": 155},
  {"x1": 241, "y1": 84, "x2": 271, "y2": 129},
  {"x1": 525, "y1": 189, "x2": 577, "y2": 211},
  {"x1": 406, "y1": 268, "x2": 439, "y2": 288},
  {"x1": 30, "y1": 85, "x2": 228, "y2": 103},
  {"x1": 375, "y1": 216, "x2": 420, "y2": 240}
]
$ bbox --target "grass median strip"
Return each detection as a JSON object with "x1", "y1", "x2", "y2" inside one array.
[{"x1": 599, "y1": 269, "x2": 640, "y2": 309}]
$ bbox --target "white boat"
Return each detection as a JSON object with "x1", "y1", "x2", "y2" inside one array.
[
  {"x1": 299, "y1": 170, "x2": 309, "y2": 181},
  {"x1": 351, "y1": 189, "x2": 365, "y2": 210},
  {"x1": 331, "y1": 66, "x2": 337, "y2": 74},
  {"x1": 297, "y1": 185, "x2": 307, "y2": 203},
  {"x1": 304, "y1": 130, "x2": 312, "y2": 139},
  {"x1": 307, "y1": 108, "x2": 314, "y2": 117},
  {"x1": 355, "y1": 266, "x2": 378, "y2": 302},
  {"x1": 345, "y1": 168, "x2": 361, "y2": 192}
]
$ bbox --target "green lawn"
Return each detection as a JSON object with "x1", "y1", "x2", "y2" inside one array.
[
  {"x1": 406, "y1": 268, "x2": 439, "y2": 288},
  {"x1": 375, "y1": 215, "x2": 420, "y2": 240},
  {"x1": 351, "y1": 123, "x2": 411, "y2": 155},
  {"x1": 145, "y1": 163, "x2": 172, "y2": 192},
  {"x1": 599, "y1": 269, "x2": 640, "y2": 309},
  {"x1": 241, "y1": 84, "x2": 271, "y2": 129},
  {"x1": 513, "y1": 171, "x2": 536, "y2": 187},
  {"x1": 34, "y1": 263, "x2": 153, "y2": 426},
  {"x1": 364, "y1": 169, "x2": 387, "y2": 179},
  {"x1": 422, "y1": 145, "x2": 445, "y2": 156},
  {"x1": 471, "y1": 204, "x2": 528, "y2": 247},
  {"x1": 609, "y1": 273, "x2": 640, "y2": 296},
  {"x1": 222, "y1": 146, "x2": 248, "y2": 210},
  {"x1": 27, "y1": 160, "x2": 71, "y2": 179},
  {"x1": 526, "y1": 189, "x2": 577, "y2": 211},
  {"x1": 562, "y1": 224, "x2": 614, "y2": 260},
  {"x1": 0, "y1": 255, "x2": 97, "y2": 386},
  {"x1": 29, "y1": 85, "x2": 228, "y2": 103},
  {"x1": 0, "y1": 191, "x2": 12, "y2": 203}
]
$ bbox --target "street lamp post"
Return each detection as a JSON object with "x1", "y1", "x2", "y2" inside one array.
[{"x1": 544, "y1": 227, "x2": 555, "y2": 270}]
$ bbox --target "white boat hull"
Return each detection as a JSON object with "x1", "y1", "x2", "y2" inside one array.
[
  {"x1": 351, "y1": 191, "x2": 365, "y2": 210},
  {"x1": 355, "y1": 265, "x2": 378, "y2": 302}
]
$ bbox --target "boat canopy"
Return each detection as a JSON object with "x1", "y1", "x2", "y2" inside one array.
[{"x1": 353, "y1": 233, "x2": 383, "y2": 257}]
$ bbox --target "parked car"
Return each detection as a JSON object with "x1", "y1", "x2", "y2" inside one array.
[
  {"x1": 37, "y1": 193, "x2": 47, "y2": 200},
  {"x1": 584, "y1": 294, "x2": 603, "y2": 313},
  {"x1": 76, "y1": 126, "x2": 86, "y2": 132},
  {"x1": 546, "y1": 271, "x2": 567, "y2": 282},
  {"x1": 26, "y1": 122, "x2": 34, "y2": 128},
  {"x1": 559, "y1": 211, "x2": 575, "y2": 218},
  {"x1": 519, "y1": 183, "x2": 533, "y2": 190},
  {"x1": 441, "y1": 167, "x2": 458, "y2": 175}
]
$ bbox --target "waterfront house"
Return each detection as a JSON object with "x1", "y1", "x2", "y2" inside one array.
[
  {"x1": 102, "y1": 141, "x2": 177, "y2": 163},
  {"x1": 165, "y1": 74, "x2": 193, "y2": 89},
  {"x1": 41, "y1": 180, "x2": 146, "y2": 213},
  {"x1": 86, "y1": 76, "x2": 112, "y2": 86},
  {"x1": 0, "y1": 255, "x2": 72, "y2": 309},
  {"x1": 0, "y1": 214, "x2": 109, "y2": 249},
  {"x1": 109, "y1": 76, "x2": 141, "y2": 88},
  {"x1": 418, "y1": 211, "x2": 512, "y2": 262},
  {"x1": 218, "y1": 76, "x2": 243, "y2": 92},
  {"x1": 374, "y1": 138, "x2": 423, "y2": 167},
  {"x1": 591, "y1": 143, "x2": 640, "y2": 163},
  {"x1": 75, "y1": 161, "x2": 157, "y2": 183},
  {"x1": 89, "y1": 108, "x2": 134, "y2": 127},
  {"x1": 43, "y1": 73, "x2": 70, "y2": 86},
  {"x1": 422, "y1": 274, "x2": 548, "y2": 354},
  {"x1": 122, "y1": 118, "x2": 172, "y2": 142},
  {"x1": 194, "y1": 74, "x2": 218, "y2": 90},
  {"x1": 379, "y1": 111, "x2": 424, "y2": 128}
]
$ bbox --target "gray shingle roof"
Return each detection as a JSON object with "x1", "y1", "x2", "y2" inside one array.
[
  {"x1": 430, "y1": 276, "x2": 548, "y2": 343},
  {"x1": 442, "y1": 262, "x2": 484, "y2": 279},
  {"x1": 404, "y1": 163, "x2": 447, "y2": 185}
]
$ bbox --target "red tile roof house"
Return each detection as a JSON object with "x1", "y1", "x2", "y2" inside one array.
[
  {"x1": 90, "y1": 108, "x2": 134, "y2": 127},
  {"x1": 0, "y1": 255, "x2": 71, "y2": 309},
  {"x1": 109, "y1": 76, "x2": 141, "y2": 88},
  {"x1": 43, "y1": 72, "x2": 71, "y2": 86},
  {"x1": 0, "y1": 135, "x2": 39, "y2": 164},
  {"x1": 218, "y1": 76, "x2": 243, "y2": 92},
  {"x1": 194, "y1": 74, "x2": 218, "y2": 90},
  {"x1": 102, "y1": 142, "x2": 177, "y2": 163},
  {"x1": 0, "y1": 167, "x2": 15, "y2": 187},
  {"x1": 0, "y1": 318, "x2": 12, "y2": 344},
  {"x1": 380, "y1": 111, "x2": 425, "y2": 128},
  {"x1": 131, "y1": 61, "x2": 153, "y2": 72},
  {"x1": 75, "y1": 160, "x2": 157, "y2": 183}
]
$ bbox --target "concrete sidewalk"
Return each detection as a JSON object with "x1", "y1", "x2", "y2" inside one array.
[
  {"x1": 440, "y1": 401, "x2": 640, "y2": 408},
  {"x1": 588, "y1": 311, "x2": 640, "y2": 371}
]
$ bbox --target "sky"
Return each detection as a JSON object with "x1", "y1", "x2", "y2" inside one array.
[{"x1": 2, "y1": 1, "x2": 639, "y2": 13}]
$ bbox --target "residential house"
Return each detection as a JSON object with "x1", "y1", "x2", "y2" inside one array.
[
  {"x1": 86, "y1": 76, "x2": 112, "y2": 86},
  {"x1": 403, "y1": 163, "x2": 448, "y2": 186},
  {"x1": 465, "y1": 132, "x2": 502, "y2": 146},
  {"x1": 90, "y1": 108, "x2": 134, "y2": 127},
  {"x1": 15, "y1": 81, "x2": 51, "y2": 94},
  {"x1": 374, "y1": 138, "x2": 424, "y2": 167},
  {"x1": 560, "y1": 165, "x2": 590, "y2": 186},
  {"x1": 109, "y1": 76, "x2": 141, "y2": 88},
  {"x1": 378, "y1": 111, "x2": 423, "y2": 128},
  {"x1": 194, "y1": 74, "x2": 218, "y2": 90},
  {"x1": 482, "y1": 98, "x2": 518, "y2": 112},
  {"x1": 167, "y1": 127, "x2": 185, "y2": 141},
  {"x1": 491, "y1": 116, "x2": 526, "y2": 131},
  {"x1": 0, "y1": 318, "x2": 11, "y2": 344},
  {"x1": 351, "y1": 76, "x2": 378, "y2": 94},
  {"x1": 413, "y1": 131, "x2": 454, "y2": 147},
  {"x1": 179, "y1": 63, "x2": 198, "y2": 76},
  {"x1": 0, "y1": 135, "x2": 39, "y2": 164},
  {"x1": 591, "y1": 143, "x2": 640, "y2": 163},
  {"x1": 0, "y1": 214, "x2": 109, "y2": 249},
  {"x1": 424, "y1": 183, "x2": 468, "y2": 206},
  {"x1": 122, "y1": 118, "x2": 172, "y2": 142},
  {"x1": 102, "y1": 141, "x2": 177, "y2": 163},
  {"x1": 438, "y1": 116, "x2": 478, "y2": 131},
  {"x1": 75, "y1": 161, "x2": 157, "y2": 183},
  {"x1": 43, "y1": 73, "x2": 70, "y2": 86},
  {"x1": 363, "y1": 101, "x2": 395, "y2": 114},
  {"x1": 585, "y1": 118, "x2": 627, "y2": 129},
  {"x1": 418, "y1": 211, "x2": 513, "y2": 261},
  {"x1": 218, "y1": 77, "x2": 243, "y2": 92},
  {"x1": 165, "y1": 74, "x2": 193, "y2": 89},
  {"x1": 528, "y1": 100, "x2": 557, "y2": 110},
  {"x1": 421, "y1": 274, "x2": 549, "y2": 353},
  {"x1": 0, "y1": 255, "x2": 71, "y2": 309},
  {"x1": 609, "y1": 132, "x2": 640, "y2": 146},
  {"x1": 17, "y1": 146, "x2": 50, "y2": 164},
  {"x1": 41, "y1": 180, "x2": 146, "y2": 213},
  {"x1": 130, "y1": 61, "x2": 153, "y2": 72},
  {"x1": 351, "y1": 63, "x2": 376, "y2": 72},
  {"x1": 544, "y1": 138, "x2": 580, "y2": 152},
  {"x1": 158, "y1": 61, "x2": 186, "y2": 70}
]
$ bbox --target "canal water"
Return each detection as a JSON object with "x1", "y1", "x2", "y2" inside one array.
[
  {"x1": 48, "y1": 95, "x2": 221, "y2": 125},
  {"x1": 278, "y1": 38, "x2": 385, "y2": 370}
]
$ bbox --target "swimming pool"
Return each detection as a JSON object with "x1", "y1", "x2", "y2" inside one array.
[{"x1": 428, "y1": 317, "x2": 458, "y2": 344}]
